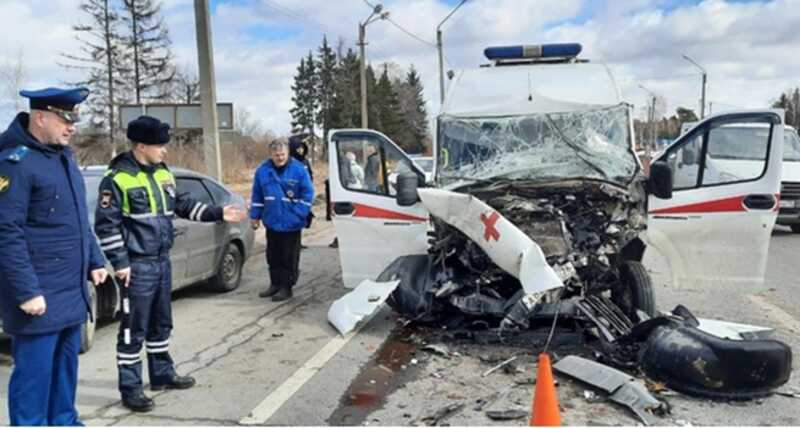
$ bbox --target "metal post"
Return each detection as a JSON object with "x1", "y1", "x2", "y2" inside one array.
[
  {"x1": 194, "y1": 0, "x2": 222, "y2": 180},
  {"x1": 436, "y1": 0, "x2": 468, "y2": 105},
  {"x1": 358, "y1": 22, "x2": 368, "y2": 129},
  {"x1": 701, "y1": 72, "x2": 707, "y2": 119},
  {"x1": 651, "y1": 96, "x2": 658, "y2": 154},
  {"x1": 437, "y1": 29, "x2": 444, "y2": 104},
  {"x1": 683, "y1": 54, "x2": 707, "y2": 119}
]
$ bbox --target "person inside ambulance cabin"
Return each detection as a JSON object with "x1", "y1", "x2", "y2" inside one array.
[
  {"x1": 364, "y1": 142, "x2": 382, "y2": 192},
  {"x1": 94, "y1": 115, "x2": 246, "y2": 413},
  {"x1": 0, "y1": 86, "x2": 109, "y2": 426},
  {"x1": 345, "y1": 151, "x2": 365, "y2": 189}
]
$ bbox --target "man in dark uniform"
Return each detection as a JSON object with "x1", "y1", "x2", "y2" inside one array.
[
  {"x1": 0, "y1": 87, "x2": 109, "y2": 426},
  {"x1": 94, "y1": 116, "x2": 245, "y2": 412}
]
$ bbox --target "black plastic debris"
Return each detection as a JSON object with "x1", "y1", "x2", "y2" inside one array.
[
  {"x1": 638, "y1": 321, "x2": 792, "y2": 399},
  {"x1": 485, "y1": 409, "x2": 529, "y2": 420}
]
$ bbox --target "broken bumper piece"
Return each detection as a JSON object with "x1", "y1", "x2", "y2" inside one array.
[{"x1": 639, "y1": 322, "x2": 792, "y2": 399}]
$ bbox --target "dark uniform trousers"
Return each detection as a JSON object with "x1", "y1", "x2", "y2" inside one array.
[
  {"x1": 266, "y1": 229, "x2": 301, "y2": 289},
  {"x1": 8, "y1": 325, "x2": 82, "y2": 426},
  {"x1": 116, "y1": 257, "x2": 175, "y2": 396}
]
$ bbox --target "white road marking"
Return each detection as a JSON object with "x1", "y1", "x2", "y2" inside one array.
[
  {"x1": 748, "y1": 294, "x2": 800, "y2": 333},
  {"x1": 239, "y1": 319, "x2": 369, "y2": 425}
]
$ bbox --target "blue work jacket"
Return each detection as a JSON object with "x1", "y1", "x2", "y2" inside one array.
[
  {"x1": 0, "y1": 113, "x2": 105, "y2": 335},
  {"x1": 250, "y1": 158, "x2": 314, "y2": 232}
]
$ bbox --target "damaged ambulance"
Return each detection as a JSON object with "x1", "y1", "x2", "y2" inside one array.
[{"x1": 326, "y1": 44, "x2": 791, "y2": 398}]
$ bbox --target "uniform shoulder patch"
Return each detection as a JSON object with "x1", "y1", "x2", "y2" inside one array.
[
  {"x1": 100, "y1": 189, "x2": 113, "y2": 208},
  {"x1": 2, "y1": 146, "x2": 30, "y2": 163},
  {"x1": 0, "y1": 175, "x2": 10, "y2": 193}
]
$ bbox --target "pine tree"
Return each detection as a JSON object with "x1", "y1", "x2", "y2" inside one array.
[
  {"x1": 62, "y1": 0, "x2": 128, "y2": 156},
  {"x1": 373, "y1": 65, "x2": 405, "y2": 145},
  {"x1": 289, "y1": 52, "x2": 319, "y2": 138},
  {"x1": 399, "y1": 65, "x2": 429, "y2": 153},
  {"x1": 121, "y1": 0, "x2": 175, "y2": 103},
  {"x1": 330, "y1": 48, "x2": 360, "y2": 129},
  {"x1": 316, "y1": 36, "x2": 337, "y2": 146},
  {"x1": 366, "y1": 64, "x2": 380, "y2": 130}
]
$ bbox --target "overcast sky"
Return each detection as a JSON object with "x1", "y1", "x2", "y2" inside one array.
[{"x1": 1, "y1": 0, "x2": 798, "y2": 135}]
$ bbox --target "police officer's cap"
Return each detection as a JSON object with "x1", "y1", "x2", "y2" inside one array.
[
  {"x1": 127, "y1": 115, "x2": 170, "y2": 145},
  {"x1": 19, "y1": 87, "x2": 89, "y2": 124}
]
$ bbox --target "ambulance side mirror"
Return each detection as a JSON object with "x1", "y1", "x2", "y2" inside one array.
[
  {"x1": 396, "y1": 172, "x2": 420, "y2": 206},
  {"x1": 648, "y1": 161, "x2": 673, "y2": 199}
]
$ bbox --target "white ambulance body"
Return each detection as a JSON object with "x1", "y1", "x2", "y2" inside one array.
[{"x1": 328, "y1": 44, "x2": 784, "y2": 293}]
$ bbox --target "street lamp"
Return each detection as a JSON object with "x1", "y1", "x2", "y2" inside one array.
[
  {"x1": 639, "y1": 84, "x2": 659, "y2": 163},
  {"x1": 682, "y1": 54, "x2": 707, "y2": 119},
  {"x1": 437, "y1": 0, "x2": 468, "y2": 105},
  {"x1": 357, "y1": 4, "x2": 389, "y2": 128}
]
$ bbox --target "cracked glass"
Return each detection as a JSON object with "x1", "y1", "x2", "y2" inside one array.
[{"x1": 438, "y1": 104, "x2": 637, "y2": 187}]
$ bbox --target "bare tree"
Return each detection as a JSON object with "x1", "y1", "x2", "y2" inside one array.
[
  {"x1": 0, "y1": 50, "x2": 28, "y2": 113},
  {"x1": 173, "y1": 65, "x2": 199, "y2": 104},
  {"x1": 62, "y1": 0, "x2": 128, "y2": 157},
  {"x1": 121, "y1": 0, "x2": 175, "y2": 103},
  {"x1": 235, "y1": 107, "x2": 264, "y2": 140}
]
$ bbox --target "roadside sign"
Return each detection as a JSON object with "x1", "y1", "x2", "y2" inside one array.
[{"x1": 119, "y1": 103, "x2": 234, "y2": 130}]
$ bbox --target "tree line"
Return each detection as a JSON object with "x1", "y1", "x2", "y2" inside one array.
[{"x1": 289, "y1": 36, "x2": 430, "y2": 156}]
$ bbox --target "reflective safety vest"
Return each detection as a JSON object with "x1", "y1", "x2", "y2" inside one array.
[{"x1": 93, "y1": 151, "x2": 221, "y2": 270}]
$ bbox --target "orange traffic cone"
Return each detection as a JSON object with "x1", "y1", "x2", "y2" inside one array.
[{"x1": 530, "y1": 353, "x2": 561, "y2": 426}]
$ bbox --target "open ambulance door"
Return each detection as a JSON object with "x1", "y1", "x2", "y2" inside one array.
[
  {"x1": 328, "y1": 130, "x2": 430, "y2": 288},
  {"x1": 647, "y1": 110, "x2": 784, "y2": 290}
]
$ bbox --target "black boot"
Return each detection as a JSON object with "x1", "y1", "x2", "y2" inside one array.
[
  {"x1": 272, "y1": 286, "x2": 293, "y2": 302},
  {"x1": 151, "y1": 374, "x2": 196, "y2": 391},
  {"x1": 259, "y1": 284, "x2": 280, "y2": 298},
  {"x1": 122, "y1": 391, "x2": 155, "y2": 412}
]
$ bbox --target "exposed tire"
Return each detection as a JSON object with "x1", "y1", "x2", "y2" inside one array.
[
  {"x1": 791, "y1": 224, "x2": 800, "y2": 233},
  {"x1": 80, "y1": 283, "x2": 97, "y2": 354},
  {"x1": 207, "y1": 242, "x2": 243, "y2": 292},
  {"x1": 612, "y1": 261, "x2": 656, "y2": 319}
]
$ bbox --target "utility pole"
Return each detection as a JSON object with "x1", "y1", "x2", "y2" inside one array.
[
  {"x1": 194, "y1": 0, "x2": 222, "y2": 180},
  {"x1": 683, "y1": 54, "x2": 707, "y2": 118},
  {"x1": 357, "y1": 4, "x2": 388, "y2": 129},
  {"x1": 437, "y1": 0, "x2": 468, "y2": 105}
]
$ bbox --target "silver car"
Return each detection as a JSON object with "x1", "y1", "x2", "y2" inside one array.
[{"x1": 1, "y1": 166, "x2": 255, "y2": 352}]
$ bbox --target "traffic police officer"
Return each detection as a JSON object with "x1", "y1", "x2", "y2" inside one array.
[
  {"x1": 94, "y1": 115, "x2": 245, "y2": 412},
  {"x1": 0, "y1": 87, "x2": 109, "y2": 426}
]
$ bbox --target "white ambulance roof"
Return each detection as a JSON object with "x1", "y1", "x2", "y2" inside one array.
[{"x1": 442, "y1": 62, "x2": 622, "y2": 118}]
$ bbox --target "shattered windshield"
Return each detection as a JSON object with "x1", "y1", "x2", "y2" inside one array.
[{"x1": 438, "y1": 104, "x2": 637, "y2": 186}]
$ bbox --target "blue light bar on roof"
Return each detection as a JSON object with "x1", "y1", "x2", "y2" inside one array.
[{"x1": 484, "y1": 43, "x2": 583, "y2": 61}]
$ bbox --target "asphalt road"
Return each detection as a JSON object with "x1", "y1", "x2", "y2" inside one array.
[{"x1": 0, "y1": 222, "x2": 798, "y2": 426}]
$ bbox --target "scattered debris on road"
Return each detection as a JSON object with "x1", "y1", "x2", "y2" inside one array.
[{"x1": 554, "y1": 355, "x2": 668, "y2": 425}]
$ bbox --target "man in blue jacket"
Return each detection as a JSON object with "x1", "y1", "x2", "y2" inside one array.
[
  {"x1": 0, "y1": 87, "x2": 109, "y2": 426},
  {"x1": 250, "y1": 140, "x2": 314, "y2": 301}
]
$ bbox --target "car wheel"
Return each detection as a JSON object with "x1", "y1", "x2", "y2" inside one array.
[
  {"x1": 207, "y1": 242, "x2": 243, "y2": 292},
  {"x1": 612, "y1": 261, "x2": 656, "y2": 320},
  {"x1": 80, "y1": 283, "x2": 97, "y2": 354},
  {"x1": 791, "y1": 224, "x2": 800, "y2": 233}
]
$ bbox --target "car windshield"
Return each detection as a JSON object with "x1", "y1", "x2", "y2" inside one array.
[
  {"x1": 784, "y1": 129, "x2": 800, "y2": 162},
  {"x1": 438, "y1": 103, "x2": 637, "y2": 186}
]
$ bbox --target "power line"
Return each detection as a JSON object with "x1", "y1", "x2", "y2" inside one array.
[
  {"x1": 262, "y1": 0, "x2": 344, "y2": 39},
  {"x1": 385, "y1": 17, "x2": 437, "y2": 47}
]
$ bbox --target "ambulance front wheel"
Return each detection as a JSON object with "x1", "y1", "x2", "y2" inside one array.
[{"x1": 612, "y1": 261, "x2": 656, "y2": 321}]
